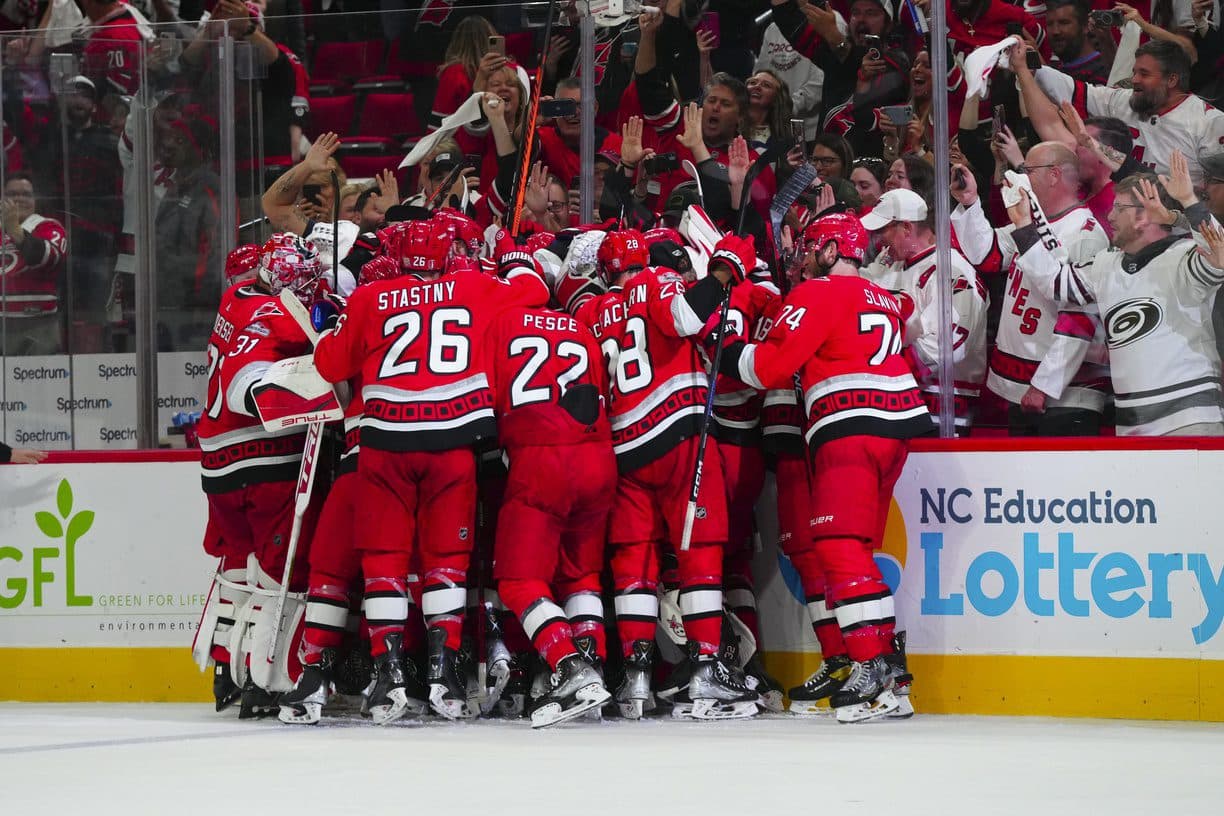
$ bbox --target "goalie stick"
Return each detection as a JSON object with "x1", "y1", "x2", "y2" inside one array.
[
  {"x1": 264, "y1": 289, "x2": 329, "y2": 666},
  {"x1": 680, "y1": 142, "x2": 784, "y2": 551}
]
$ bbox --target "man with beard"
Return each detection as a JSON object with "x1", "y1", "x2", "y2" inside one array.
[
  {"x1": 1028, "y1": 39, "x2": 1224, "y2": 184},
  {"x1": 1006, "y1": 153, "x2": 1224, "y2": 435},
  {"x1": 1045, "y1": 0, "x2": 1109, "y2": 85}
]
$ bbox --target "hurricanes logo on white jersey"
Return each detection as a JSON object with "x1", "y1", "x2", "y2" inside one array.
[{"x1": 1104, "y1": 298, "x2": 1164, "y2": 349}]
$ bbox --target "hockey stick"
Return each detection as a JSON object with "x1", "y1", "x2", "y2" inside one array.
[
  {"x1": 508, "y1": 0, "x2": 560, "y2": 236},
  {"x1": 265, "y1": 288, "x2": 327, "y2": 665},
  {"x1": 330, "y1": 170, "x2": 340, "y2": 290},
  {"x1": 682, "y1": 158, "x2": 705, "y2": 207},
  {"x1": 680, "y1": 145, "x2": 782, "y2": 552}
]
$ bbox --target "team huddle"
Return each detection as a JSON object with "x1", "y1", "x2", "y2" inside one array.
[{"x1": 191, "y1": 205, "x2": 933, "y2": 729}]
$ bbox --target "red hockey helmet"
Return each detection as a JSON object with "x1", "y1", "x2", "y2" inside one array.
[
  {"x1": 433, "y1": 208, "x2": 484, "y2": 257},
  {"x1": 596, "y1": 229, "x2": 649, "y2": 281},
  {"x1": 643, "y1": 226, "x2": 685, "y2": 247},
  {"x1": 379, "y1": 219, "x2": 451, "y2": 277},
  {"x1": 802, "y1": 212, "x2": 869, "y2": 265},
  {"x1": 257, "y1": 233, "x2": 324, "y2": 302},
  {"x1": 224, "y1": 243, "x2": 262, "y2": 287}
]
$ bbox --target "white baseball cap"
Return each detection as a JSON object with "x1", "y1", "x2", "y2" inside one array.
[{"x1": 859, "y1": 188, "x2": 929, "y2": 231}]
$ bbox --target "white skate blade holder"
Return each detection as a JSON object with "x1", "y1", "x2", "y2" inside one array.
[
  {"x1": 369, "y1": 687, "x2": 413, "y2": 726},
  {"x1": 530, "y1": 683, "x2": 612, "y2": 729},
  {"x1": 676, "y1": 699, "x2": 759, "y2": 721},
  {"x1": 836, "y1": 688, "x2": 900, "y2": 724},
  {"x1": 429, "y1": 685, "x2": 475, "y2": 721}
]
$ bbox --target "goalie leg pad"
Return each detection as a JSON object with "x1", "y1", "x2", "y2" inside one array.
[{"x1": 193, "y1": 557, "x2": 252, "y2": 671}]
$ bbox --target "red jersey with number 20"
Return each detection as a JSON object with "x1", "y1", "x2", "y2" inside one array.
[
  {"x1": 576, "y1": 266, "x2": 709, "y2": 472},
  {"x1": 197, "y1": 284, "x2": 311, "y2": 494},
  {"x1": 732, "y1": 275, "x2": 935, "y2": 449},
  {"x1": 482, "y1": 306, "x2": 611, "y2": 450},
  {"x1": 314, "y1": 264, "x2": 548, "y2": 453}
]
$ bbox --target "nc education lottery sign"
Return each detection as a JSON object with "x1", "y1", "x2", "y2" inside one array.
[
  {"x1": 0, "y1": 462, "x2": 214, "y2": 648},
  {"x1": 758, "y1": 449, "x2": 1224, "y2": 661}
]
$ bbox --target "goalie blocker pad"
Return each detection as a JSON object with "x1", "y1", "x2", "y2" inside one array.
[{"x1": 252, "y1": 354, "x2": 343, "y2": 432}]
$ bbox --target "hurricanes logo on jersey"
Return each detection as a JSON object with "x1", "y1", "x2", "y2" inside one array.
[{"x1": 1103, "y1": 297, "x2": 1163, "y2": 349}]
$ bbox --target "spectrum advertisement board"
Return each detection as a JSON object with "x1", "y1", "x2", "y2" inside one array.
[
  {"x1": 0, "y1": 352, "x2": 206, "y2": 450},
  {"x1": 755, "y1": 449, "x2": 1224, "y2": 662}
]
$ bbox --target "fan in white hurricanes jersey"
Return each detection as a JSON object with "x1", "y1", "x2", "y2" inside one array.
[
  {"x1": 1022, "y1": 39, "x2": 1224, "y2": 185},
  {"x1": 951, "y1": 142, "x2": 1111, "y2": 436},
  {"x1": 860, "y1": 189, "x2": 990, "y2": 433},
  {"x1": 1006, "y1": 151, "x2": 1224, "y2": 436}
]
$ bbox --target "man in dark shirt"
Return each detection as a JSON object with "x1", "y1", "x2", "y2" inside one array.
[{"x1": 1046, "y1": 0, "x2": 1110, "y2": 86}]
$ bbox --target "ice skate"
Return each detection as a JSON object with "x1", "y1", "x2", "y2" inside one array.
[
  {"x1": 787, "y1": 654, "x2": 852, "y2": 716},
  {"x1": 238, "y1": 679, "x2": 278, "y2": 720},
  {"x1": 530, "y1": 655, "x2": 612, "y2": 729},
  {"x1": 832, "y1": 656, "x2": 899, "y2": 724},
  {"x1": 681, "y1": 645, "x2": 759, "y2": 721},
  {"x1": 573, "y1": 636, "x2": 607, "y2": 720},
  {"x1": 613, "y1": 639, "x2": 656, "y2": 720},
  {"x1": 366, "y1": 634, "x2": 416, "y2": 725},
  {"x1": 481, "y1": 608, "x2": 513, "y2": 715},
  {"x1": 427, "y1": 627, "x2": 475, "y2": 720},
  {"x1": 278, "y1": 650, "x2": 335, "y2": 725},
  {"x1": 884, "y1": 631, "x2": 915, "y2": 719},
  {"x1": 213, "y1": 663, "x2": 241, "y2": 712},
  {"x1": 494, "y1": 652, "x2": 532, "y2": 718},
  {"x1": 743, "y1": 653, "x2": 785, "y2": 713}
]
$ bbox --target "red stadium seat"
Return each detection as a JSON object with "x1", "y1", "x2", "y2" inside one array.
[
  {"x1": 312, "y1": 40, "x2": 387, "y2": 84},
  {"x1": 357, "y1": 92, "x2": 423, "y2": 141},
  {"x1": 308, "y1": 94, "x2": 356, "y2": 138},
  {"x1": 338, "y1": 152, "x2": 404, "y2": 181},
  {"x1": 385, "y1": 39, "x2": 439, "y2": 80}
]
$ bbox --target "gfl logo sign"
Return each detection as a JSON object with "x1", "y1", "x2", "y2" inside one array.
[{"x1": 778, "y1": 500, "x2": 908, "y2": 602}]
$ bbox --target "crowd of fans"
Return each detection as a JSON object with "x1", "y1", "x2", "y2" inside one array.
[{"x1": 3, "y1": 0, "x2": 1224, "y2": 436}]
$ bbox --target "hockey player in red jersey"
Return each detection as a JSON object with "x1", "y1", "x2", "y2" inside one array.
[
  {"x1": 312, "y1": 217, "x2": 548, "y2": 724},
  {"x1": 194, "y1": 235, "x2": 325, "y2": 717},
  {"x1": 691, "y1": 220, "x2": 933, "y2": 723},
  {"x1": 574, "y1": 229, "x2": 759, "y2": 721},
  {"x1": 482, "y1": 304, "x2": 617, "y2": 727},
  {"x1": 278, "y1": 256, "x2": 431, "y2": 725}
]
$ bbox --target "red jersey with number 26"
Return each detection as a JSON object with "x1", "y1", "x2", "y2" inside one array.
[
  {"x1": 314, "y1": 263, "x2": 548, "y2": 453},
  {"x1": 576, "y1": 266, "x2": 709, "y2": 472},
  {"x1": 732, "y1": 275, "x2": 935, "y2": 449},
  {"x1": 482, "y1": 306, "x2": 611, "y2": 450},
  {"x1": 197, "y1": 283, "x2": 311, "y2": 494}
]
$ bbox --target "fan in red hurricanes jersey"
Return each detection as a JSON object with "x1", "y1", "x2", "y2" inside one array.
[
  {"x1": 311, "y1": 217, "x2": 549, "y2": 724},
  {"x1": 481, "y1": 305, "x2": 617, "y2": 727},
  {"x1": 575, "y1": 228, "x2": 760, "y2": 721},
  {"x1": 691, "y1": 220, "x2": 933, "y2": 723},
  {"x1": 194, "y1": 233, "x2": 324, "y2": 717}
]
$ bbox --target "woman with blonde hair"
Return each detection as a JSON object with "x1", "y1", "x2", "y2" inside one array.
[
  {"x1": 744, "y1": 69, "x2": 795, "y2": 152},
  {"x1": 429, "y1": 15, "x2": 504, "y2": 132}
]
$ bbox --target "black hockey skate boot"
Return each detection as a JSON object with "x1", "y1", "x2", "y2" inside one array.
[
  {"x1": 830, "y1": 655, "x2": 899, "y2": 724},
  {"x1": 683, "y1": 642, "x2": 759, "y2": 720},
  {"x1": 213, "y1": 663, "x2": 241, "y2": 712},
  {"x1": 366, "y1": 633, "x2": 414, "y2": 725},
  {"x1": 481, "y1": 605, "x2": 513, "y2": 715},
  {"x1": 427, "y1": 626, "x2": 475, "y2": 720},
  {"x1": 530, "y1": 655, "x2": 612, "y2": 729},
  {"x1": 883, "y1": 631, "x2": 915, "y2": 718},
  {"x1": 743, "y1": 653, "x2": 785, "y2": 713},
  {"x1": 787, "y1": 654, "x2": 852, "y2": 716},
  {"x1": 494, "y1": 652, "x2": 533, "y2": 718},
  {"x1": 613, "y1": 639, "x2": 656, "y2": 720},
  {"x1": 572, "y1": 635, "x2": 607, "y2": 720},
  {"x1": 278, "y1": 649, "x2": 336, "y2": 725},
  {"x1": 238, "y1": 679, "x2": 279, "y2": 720}
]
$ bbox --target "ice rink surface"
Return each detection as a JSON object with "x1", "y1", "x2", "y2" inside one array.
[{"x1": 2, "y1": 703, "x2": 1222, "y2": 815}]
